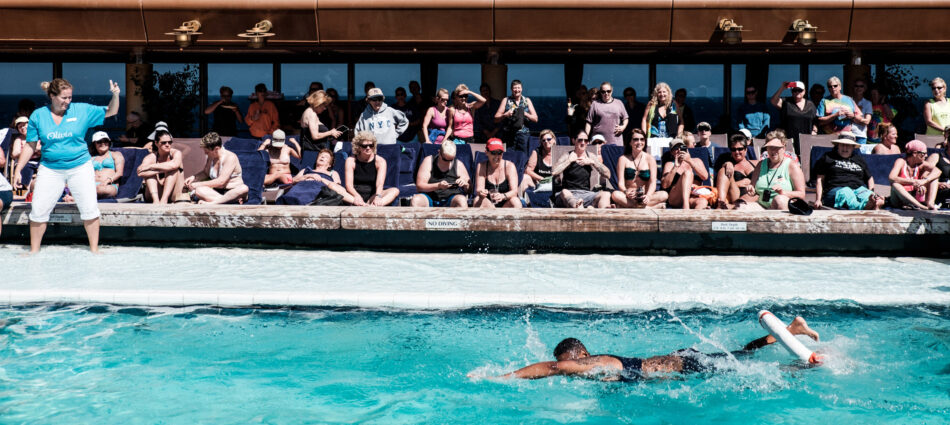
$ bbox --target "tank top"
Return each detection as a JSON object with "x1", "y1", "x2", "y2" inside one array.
[
  {"x1": 754, "y1": 158, "x2": 793, "y2": 207},
  {"x1": 429, "y1": 107, "x2": 447, "y2": 143},
  {"x1": 452, "y1": 108, "x2": 474, "y2": 139},
  {"x1": 353, "y1": 156, "x2": 378, "y2": 202},
  {"x1": 563, "y1": 153, "x2": 593, "y2": 191},
  {"x1": 936, "y1": 151, "x2": 950, "y2": 183},
  {"x1": 898, "y1": 161, "x2": 927, "y2": 202},
  {"x1": 927, "y1": 99, "x2": 950, "y2": 135},
  {"x1": 533, "y1": 148, "x2": 552, "y2": 179},
  {"x1": 300, "y1": 123, "x2": 331, "y2": 152},
  {"x1": 649, "y1": 104, "x2": 679, "y2": 138},
  {"x1": 427, "y1": 154, "x2": 461, "y2": 201},
  {"x1": 484, "y1": 160, "x2": 511, "y2": 194}
]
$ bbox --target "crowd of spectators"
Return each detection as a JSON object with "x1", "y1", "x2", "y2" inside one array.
[{"x1": 2, "y1": 71, "x2": 950, "y2": 245}]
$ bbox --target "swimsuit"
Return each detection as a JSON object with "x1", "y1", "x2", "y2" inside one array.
[
  {"x1": 484, "y1": 160, "x2": 511, "y2": 207},
  {"x1": 609, "y1": 356, "x2": 644, "y2": 382},
  {"x1": 92, "y1": 153, "x2": 119, "y2": 190},
  {"x1": 898, "y1": 162, "x2": 927, "y2": 202},
  {"x1": 353, "y1": 156, "x2": 378, "y2": 202}
]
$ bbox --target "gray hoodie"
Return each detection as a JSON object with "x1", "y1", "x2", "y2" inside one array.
[{"x1": 355, "y1": 102, "x2": 408, "y2": 145}]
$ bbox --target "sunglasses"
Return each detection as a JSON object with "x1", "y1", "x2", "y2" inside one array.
[
  {"x1": 730, "y1": 147, "x2": 746, "y2": 152},
  {"x1": 158, "y1": 141, "x2": 173, "y2": 146},
  {"x1": 488, "y1": 150, "x2": 504, "y2": 155},
  {"x1": 369, "y1": 98, "x2": 383, "y2": 102},
  {"x1": 631, "y1": 137, "x2": 645, "y2": 142},
  {"x1": 95, "y1": 140, "x2": 111, "y2": 144},
  {"x1": 542, "y1": 137, "x2": 554, "y2": 141},
  {"x1": 791, "y1": 88, "x2": 805, "y2": 93},
  {"x1": 934, "y1": 86, "x2": 946, "y2": 90},
  {"x1": 576, "y1": 138, "x2": 589, "y2": 143},
  {"x1": 602, "y1": 90, "x2": 612, "y2": 94},
  {"x1": 911, "y1": 151, "x2": 927, "y2": 156},
  {"x1": 358, "y1": 144, "x2": 374, "y2": 149},
  {"x1": 828, "y1": 84, "x2": 840, "y2": 88}
]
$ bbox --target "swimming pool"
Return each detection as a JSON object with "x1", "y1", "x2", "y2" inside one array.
[{"x1": 0, "y1": 247, "x2": 948, "y2": 423}]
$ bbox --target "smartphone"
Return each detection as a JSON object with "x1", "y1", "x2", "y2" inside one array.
[
  {"x1": 336, "y1": 125, "x2": 349, "y2": 132},
  {"x1": 762, "y1": 189, "x2": 772, "y2": 202}
]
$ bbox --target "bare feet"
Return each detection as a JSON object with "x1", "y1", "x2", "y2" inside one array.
[
  {"x1": 865, "y1": 194, "x2": 885, "y2": 210},
  {"x1": 787, "y1": 316, "x2": 819, "y2": 342}
]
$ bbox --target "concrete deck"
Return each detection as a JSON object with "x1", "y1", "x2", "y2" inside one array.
[{"x1": 2, "y1": 202, "x2": 949, "y2": 256}]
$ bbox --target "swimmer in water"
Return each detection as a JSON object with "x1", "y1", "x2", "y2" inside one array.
[{"x1": 493, "y1": 316, "x2": 819, "y2": 381}]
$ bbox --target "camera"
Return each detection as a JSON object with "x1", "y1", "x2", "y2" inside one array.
[{"x1": 761, "y1": 189, "x2": 772, "y2": 202}]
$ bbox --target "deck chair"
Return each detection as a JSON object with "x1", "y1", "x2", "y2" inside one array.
[
  {"x1": 234, "y1": 150, "x2": 269, "y2": 205},
  {"x1": 395, "y1": 142, "x2": 421, "y2": 200},
  {"x1": 914, "y1": 134, "x2": 944, "y2": 148},
  {"x1": 473, "y1": 150, "x2": 528, "y2": 186},
  {"x1": 224, "y1": 137, "x2": 262, "y2": 153},
  {"x1": 99, "y1": 147, "x2": 149, "y2": 203}
]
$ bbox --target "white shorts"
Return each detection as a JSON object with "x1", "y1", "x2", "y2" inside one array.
[{"x1": 29, "y1": 161, "x2": 101, "y2": 223}]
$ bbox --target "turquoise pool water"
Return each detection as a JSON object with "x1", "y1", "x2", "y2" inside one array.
[{"x1": 0, "y1": 248, "x2": 948, "y2": 423}]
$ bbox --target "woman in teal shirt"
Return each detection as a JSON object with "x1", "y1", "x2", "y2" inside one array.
[
  {"x1": 743, "y1": 130, "x2": 806, "y2": 210},
  {"x1": 13, "y1": 78, "x2": 120, "y2": 253}
]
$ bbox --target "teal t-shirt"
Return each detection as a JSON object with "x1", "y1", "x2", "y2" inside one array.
[{"x1": 26, "y1": 103, "x2": 106, "y2": 170}]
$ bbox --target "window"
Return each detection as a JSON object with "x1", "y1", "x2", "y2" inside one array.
[
  {"x1": 0, "y1": 62, "x2": 51, "y2": 127},
  {"x1": 354, "y1": 63, "x2": 421, "y2": 99},
  {"x1": 583, "y1": 64, "x2": 649, "y2": 103},
  {"x1": 281, "y1": 64, "x2": 347, "y2": 100},
  {"x1": 63, "y1": 62, "x2": 126, "y2": 130},
  {"x1": 507, "y1": 64, "x2": 566, "y2": 132},
  {"x1": 656, "y1": 64, "x2": 724, "y2": 131},
  {"x1": 437, "y1": 64, "x2": 481, "y2": 95}
]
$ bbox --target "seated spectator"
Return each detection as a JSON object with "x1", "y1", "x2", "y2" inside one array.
[
  {"x1": 289, "y1": 149, "x2": 355, "y2": 205},
  {"x1": 740, "y1": 130, "x2": 806, "y2": 210},
  {"x1": 552, "y1": 131, "x2": 611, "y2": 208},
  {"x1": 137, "y1": 129, "x2": 184, "y2": 204},
  {"x1": 355, "y1": 88, "x2": 408, "y2": 145},
  {"x1": 344, "y1": 131, "x2": 400, "y2": 206},
  {"x1": 259, "y1": 129, "x2": 301, "y2": 186},
  {"x1": 520, "y1": 129, "x2": 555, "y2": 194},
  {"x1": 682, "y1": 128, "x2": 714, "y2": 183},
  {"x1": 445, "y1": 84, "x2": 487, "y2": 144},
  {"x1": 737, "y1": 86, "x2": 770, "y2": 138},
  {"x1": 871, "y1": 123, "x2": 901, "y2": 155},
  {"x1": 927, "y1": 137, "x2": 950, "y2": 208},
  {"x1": 660, "y1": 140, "x2": 711, "y2": 210},
  {"x1": 888, "y1": 140, "x2": 941, "y2": 210},
  {"x1": 0, "y1": 143, "x2": 11, "y2": 237},
  {"x1": 714, "y1": 134, "x2": 758, "y2": 209},
  {"x1": 185, "y1": 132, "x2": 248, "y2": 204},
  {"x1": 813, "y1": 135, "x2": 884, "y2": 210},
  {"x1": 695, "y1": 122, "x2": 714, "y2": 150},
  {"x1": 88, "y1": 131, "x2": 125, "y2": 199},
  {"x1": 10, "y1": 116, "x2": 38, "y2": 174},
  {"x1": 410, "y1": 141, "x2": 470, "y2": 208},
  {"x1": 611, "y1": 128, "x2": 667, "y2": 208},
  {"x1": 474, "y1": 138, "x2": 521, "y2": 208},
  {"x1": 118, "y1": 111, "x2": 150, "y2": 147},
  {"x1": 145, "y1": 120, "x2": 169, "y2": 152}
]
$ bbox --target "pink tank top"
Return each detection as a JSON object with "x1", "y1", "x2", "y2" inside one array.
[
  {"x1": 452, "y1": 108, "x2": 474, "y2": 138},
  {"x1": 899, "y1": 162, "x2": 926, "y2": 202},
  {"x1": 429, "y1": 106, "x2": 447, "y2": 143}
]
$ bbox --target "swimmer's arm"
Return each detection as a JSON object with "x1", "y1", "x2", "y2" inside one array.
[{"x1": 502, "y1": 356, "x2": 618, "y2": 379}]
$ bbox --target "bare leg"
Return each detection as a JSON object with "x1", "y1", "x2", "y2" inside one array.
[
  {"x1": 716, "y1": 164, "x2": 731, "y2": 208},
  {"x1": 505, "y1": 195, "x2": 523, "y2": 208},
  {"x1": 450, "y1": 194, "x2": 468, "y2": 208},
  {"x1": 144, "y1": 177, "x2": 161, "y2": 204},
  {"x1": 410, "y1": 194, "x2": 428, "y2": 207},
  {"x1": 263, "y1": 172, "x2": 281, "y2": 186},
  {"x1": 377, "y1": 187, "x2": 400, "y2": 206},
  {"x1": 475, "y1": 196, "x2": 495, "y2": 208},
  {"x1": 83, "y1": 217, "x2": 100, "y2": 254},
  {"x1": 891, "y1": 183, "x2": 926, "y2": 209},
  {"x1": 29, "y1": 221, "x2": 46, "y2": 253},
  {"x1": 647, "y1": 191, "x2": 668, "y2": 208},
  {"x1": 160, "y1": 170, "x2": 180, "y2": 204},
  {"x1": 611, "y1": 190, "x2": 631, "y2": 208},
  {"x1": 772, "y1": 194, "x2": 791, "y2": 210},
  {"x1": 325, "y1": 181, "x2": 356, "y2": 204},
  {"x1": 207, "y1": 185, "x2": 249, "y2": 204},
  {"x1": 742, "y1": 316, "x2": 819, "y2": 351},
  {"x1": 595, "y1": 192, "x2": 611, "y2": 208},
  {"x1": 925, "y1": 180, "x2": 939, "y2": 210}
]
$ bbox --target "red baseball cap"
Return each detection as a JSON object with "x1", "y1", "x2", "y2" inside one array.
[{"x1": 486, "y1": 138, "x2": 505, "y2": 152}]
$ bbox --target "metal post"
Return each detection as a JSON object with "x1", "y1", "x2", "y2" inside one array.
[{"x1": 199, "y1": 62, "x2": 208, "y2": 136}]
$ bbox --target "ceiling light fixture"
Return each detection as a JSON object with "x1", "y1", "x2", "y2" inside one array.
[
  {"x1": 718, "y1": 18, "x2": 744, "y2": 45},
  {"x1": 791, "y1": 19, "x2": 818, "y2": 46},
  {"x1": 165, "y1": 20, "x2": 202, "y2": 48},
  {"x1": 239, "y1": 20, "x2": 275, "y2": 49}
]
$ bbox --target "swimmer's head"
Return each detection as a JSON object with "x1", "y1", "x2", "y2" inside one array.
[{"x1": 554, "y1": 338, "x2": 589, "y2": 361}]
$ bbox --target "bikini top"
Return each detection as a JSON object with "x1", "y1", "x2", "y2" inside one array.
[
  {"x1": 624, "y1": 167, "x2": 650, "y2": 181},
  {"x1": 92, "y1": 153, "x2": 116, "y2": 171}
]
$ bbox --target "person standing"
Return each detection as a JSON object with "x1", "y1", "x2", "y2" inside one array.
[
  {"x1": 204, "y1": 86, "x2": 243, "y2": 137},
  {"x1": 584, "y1": 82, "x2": 628, "y2": 146},
  {"x1": 118, "y1": 111, "x2": 150, "y2": 147},
  {"x1": 245, "y1": 83, "x2": 279, "y2": 138},
  {"x1": 673, "y1": 88, "x2": 695, "y2": 132},
  {"x1": 13, "y1": 78, "x2": 120, "y2": 253},
  {"x1": 494, "y1": 80, "x2": 538, "y2": 153},
  {"x1": 924, "y1": 77, "x2": 950, "y2": 136},
  {"x1": 474, "y1": 83, "x2": 501, "y2": 144},
  {"x1": 850, "y1": 79, "x2": 873, "y2": 144},
  {"x1": 771, "y1": 81, "x2": 817, "y2": 155},
  {"x1": 354, "y1": 88, "x2": 408, "y2": 145},
  {"x1": 621, "y1": 87, "x2": 646, "y2": 144},
  {"x1": 736, "y1": 86, "x2": 770, "y2": 138},
  {"x1": 817, "y1": 76, "x2": 861, "y2": 136}
]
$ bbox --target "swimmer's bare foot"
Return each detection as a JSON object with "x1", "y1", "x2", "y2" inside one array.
[{"x1": 787, "y1": 316, "x2": 819, "y2": 342}]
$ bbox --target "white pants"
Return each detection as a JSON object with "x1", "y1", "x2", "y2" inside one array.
[{"x1": 29, "y1": 161, "x2": 100, "y2": 222}]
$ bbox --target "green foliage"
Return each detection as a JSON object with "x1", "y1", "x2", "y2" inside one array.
[
  {"x1": 133, "y1": 65, "x2": 200, "y2": 136},
  {"x1": 878, "y1": 64, "x2": 923, "y2": 104}
]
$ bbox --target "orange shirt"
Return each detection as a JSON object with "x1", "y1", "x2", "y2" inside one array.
[{"x1": 245, "y1": 100, "x2": 280, "y2": 138}]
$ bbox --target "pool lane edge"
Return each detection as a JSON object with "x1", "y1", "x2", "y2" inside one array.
[{"x1": 2, "y1": 202, "x2": 949, "y2": 256}]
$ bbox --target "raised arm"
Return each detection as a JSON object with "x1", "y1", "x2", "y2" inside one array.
[
  {"x1": 105, "y1": 80, "x2": 121, "y2": 118},
  {"x1": 771, "y1": 83, "x2": 787, "y2": 109}
]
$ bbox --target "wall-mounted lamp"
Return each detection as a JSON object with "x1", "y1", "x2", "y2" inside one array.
[
  {"x1": 238, "y1": 20, "x2": 275, "y2": 49},
  {"x1": 718, "y1": 18, "x2": 744, "y2": 45},
  {"x1": 165, "y1": 20, "x2": 202, "y2": 48},
  {"x1": 791, "y1": 19, "x2": 818, "y2": 46}
]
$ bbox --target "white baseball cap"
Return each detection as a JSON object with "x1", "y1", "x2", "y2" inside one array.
[{"x1": 92, "y1": 131, "x2": 111, "y2": 143}]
